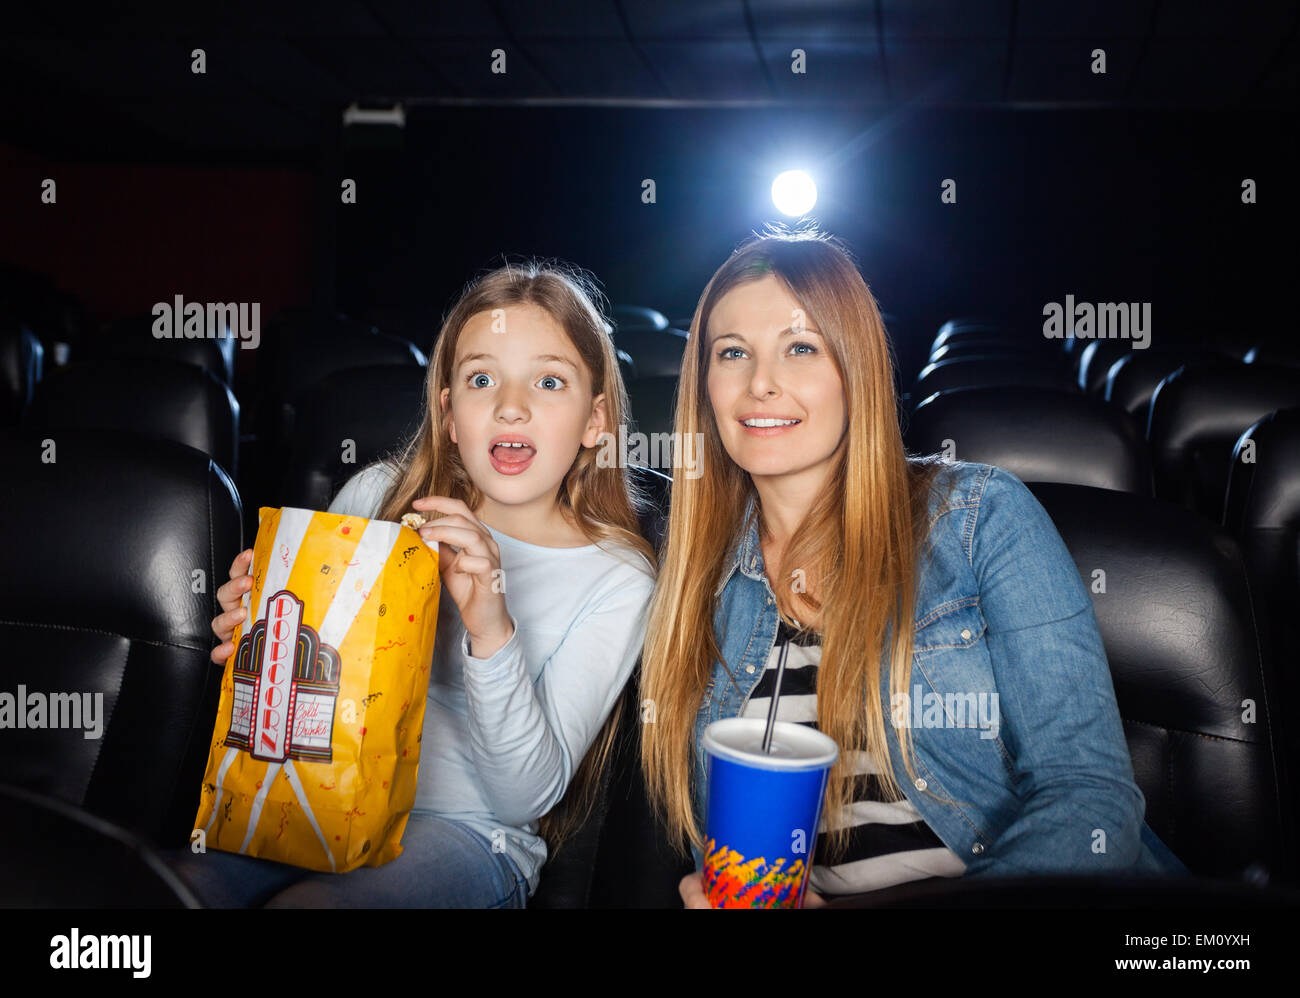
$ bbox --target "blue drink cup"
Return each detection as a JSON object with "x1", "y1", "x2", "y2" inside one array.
[{"x1": 702, "y1": 718, "x2": 839, "y2": 908}]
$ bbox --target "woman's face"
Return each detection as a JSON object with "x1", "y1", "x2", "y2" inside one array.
[
  {"x1": 440, "y1": 303, "x2": 607, "y2": 517},
  {"x1": 705, "y1": 274, "x2": 847, "y2": 488}
]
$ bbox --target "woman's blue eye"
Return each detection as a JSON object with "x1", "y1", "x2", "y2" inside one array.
[
  {"x1": 716, "y1": 344, "x2": 815, "y2": 360},
  {"x1": 469, "y1": 371, "x2": 494, "y2": 388},
  {"x1": 537, "y1": 375, "x2": 566, "y2": 390}
]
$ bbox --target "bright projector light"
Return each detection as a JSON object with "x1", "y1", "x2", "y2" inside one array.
[{"x1": 771, "y1": 170, "x2": 817, "y2": 216}]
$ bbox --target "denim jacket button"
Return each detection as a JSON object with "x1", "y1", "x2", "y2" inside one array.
[
  {"x1": 971, "y1": 843, "x2": 985, "y2": 855},
  {"x1": 746, "y1": 665, "x2": 755, "y2": 674},
  {"x1": 961, "y1": 628, "x2": 972, "y2": 640},
  {"x1": 914, "y1": 778, "x2": 927, "y2": 791}
]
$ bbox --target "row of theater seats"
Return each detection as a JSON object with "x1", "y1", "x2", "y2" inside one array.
[
  {"x1": 0, "y1": 291, "x2": 681, "y2": 545},
  {"x1": 0, "y1": 423, "x2": 1294, "y2": 905},
  {"x1": 1, "y1": 275, "x2": 1296, "y2": 904}
]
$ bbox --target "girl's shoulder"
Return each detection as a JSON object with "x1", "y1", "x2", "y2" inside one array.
[{"x1": 328, "y1": 460, "x2": 401, "y2": 518}]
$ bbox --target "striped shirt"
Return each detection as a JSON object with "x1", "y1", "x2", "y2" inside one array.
[{"x1": 739, "y1": 618, "x2": 967, "y2": 896}]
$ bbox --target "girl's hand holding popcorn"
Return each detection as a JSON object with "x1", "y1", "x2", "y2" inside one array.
[{"x1": 410, "y1": 495, "x2": 514, "y2": 658}]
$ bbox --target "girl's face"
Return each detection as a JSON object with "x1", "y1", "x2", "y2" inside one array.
[
  {"x1": 440, "y1": 303, "x2": 607, "y2": 518},
  {"x1": 705, "y1": 274, "x2": 848, "y2": 488}
]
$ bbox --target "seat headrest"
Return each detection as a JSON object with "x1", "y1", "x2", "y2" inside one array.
[
  {"x1": 1224, "y1": 406, "x2": 1300, "y2": 534},
  {"x1": 0, "y1": 428, "x2": 243, "y2": 644},
  {"x1": 1147, "y1": 360, "x2": 1300, "y2": 521},
  {"x1": 95, "y1": 314, "x2": 235, "y2": 384},
  {"x1": 25, "y1": 356, "x2": 239, "y2": 477},
  {"x1": 916, "y1": 356, "x2": 1079, "y2": 398},
  {"x1": 906, "y1": 386, "x2": 1150, "y2": 493}
]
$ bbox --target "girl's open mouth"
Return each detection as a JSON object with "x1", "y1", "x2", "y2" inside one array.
[{"x1": 489, "y1": 440, "x2": 536, "y2": 475}]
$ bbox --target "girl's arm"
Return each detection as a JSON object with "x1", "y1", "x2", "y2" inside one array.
[
  {"x1": 458, "y1": 571, "x2": 655, "y2": 827},
  {"x1": 973, "y1": 468, "x2": 1148, "y2": 873}
]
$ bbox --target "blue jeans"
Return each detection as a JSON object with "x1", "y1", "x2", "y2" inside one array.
[{"x1": 161, "y1": 813, "x2": 528, "y2": 908}]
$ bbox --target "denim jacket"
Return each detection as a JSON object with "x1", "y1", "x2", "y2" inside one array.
[{"x1": 690, "y1": 460, "x2": 1187, "y2": 882}]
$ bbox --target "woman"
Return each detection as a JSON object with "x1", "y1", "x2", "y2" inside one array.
[{"x1": 639, "y1": 227, "x2": 1187, "y2": 907}]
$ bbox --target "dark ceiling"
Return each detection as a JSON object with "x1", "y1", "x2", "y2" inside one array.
[{"x1": 2, "y1": 1, "x2": 1296, "y2": 159}]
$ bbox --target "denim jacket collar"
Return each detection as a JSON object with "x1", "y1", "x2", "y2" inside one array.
[{"x1": 715, "y1": 493, "x2": 765, "y2": 599}]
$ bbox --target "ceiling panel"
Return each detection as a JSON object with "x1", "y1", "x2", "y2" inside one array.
[
  {"x1": 366, "y1": 0, "x2": 503, "y2": 37},
  {"x1": 1008, "y1": 38, "x2": 1143, "y2": 103},
  {"x1": 404, "y1": 41, "x2": 558, "y2": 98},
  {"x1": 1016, "y1": 1, "x2": 1156, "y2": 39},
  {"x1": 1130, "y1": 38, "x2": 1281, "y2": 106},
  {"x1": 497, "y1": 0, "x2": 628, "y2": 39},
  {"x1": 292, "y1": 37, "x2": 446, "y2": 99},
  {"x1": 526, "y1": 40, "x2": 665, "y2": 98},
  {"x1": 623, "y1": 2, "x2": 752, "y2": 41},
  {"x1": 638, "y1": 41, "x2": 772, "y2": 99},
  {"x1": 880, "y1": 0, "x2": 1014, "y2": 39},
  {"x1": 886, "y1": 40, "x2": 1007, "y2": 103},
  {"x1": 749, "y1": 0, "x2": 878, "y2": 39},
  {"x1": 760, "y1": 40, "x2": 886, "y2": 101},
  {"x1": 1154, "y1": 0, "x2": 1297, "y2": 38}
]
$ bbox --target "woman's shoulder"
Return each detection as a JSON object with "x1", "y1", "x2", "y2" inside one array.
[{"x1": 914, "y1": 458, "x2": 1061, "y2": 560}]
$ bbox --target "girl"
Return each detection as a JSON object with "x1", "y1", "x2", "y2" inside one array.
[
  {"x1": 638, "y1": 227, "x2": 1187, "y2": 908},
  {"x1": 175, "y1": 260, "x2": 657, "y2": 908}
]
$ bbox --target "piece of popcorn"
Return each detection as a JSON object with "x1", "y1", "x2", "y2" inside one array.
[{"x1": 401, "y1": 512, "x2": 428, "y2": 530}]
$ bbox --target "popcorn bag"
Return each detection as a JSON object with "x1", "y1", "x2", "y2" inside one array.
[{"x1": 193, "y1": 505, "x2": 439, "y2": 873}]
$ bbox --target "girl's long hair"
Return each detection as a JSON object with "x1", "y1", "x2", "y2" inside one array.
[
  {"x1": 370, "y1": 258, "x2": 657, "y2": 856},
  {"x1": 640, "y1": 227, "x2": 957, "y2": 862}
]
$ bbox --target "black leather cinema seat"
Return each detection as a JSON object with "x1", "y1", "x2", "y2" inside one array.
[
  {"x1": 0, "y1": 429, "x2": 242, "y2": 850},
  {"x1": 610, "y1": 304, "x2": 669, "y2": 332},
  {"x1": 929, "y1": 336, "x2": 1067, "y2": 365},
  {"x1": 250, "y1": 314, "x2": 426, "y2": 493},
  {"x1": 613, "y1": 328, "x2": 689, "y2": 378},
  {"x1": 1224, "y1": 407, "x2": 1300, "y2": 802},
  {"x1": 1075, "y1": 340, "x2": 1137, "y2": 394},
  {"x1": 279, "y1": 364, "x2": 428, "y2": 511},
  {"x1": 93, "y1": 314, "x2": 237, "y2": 384},
  {"x1": 1147, "y1": 360, "x2": 1300, "y2": 526},
  {"x1": 933, "y1": 318, "x2": 1015, "y2": 348},
  {"x1": 0, "y1": 783, "x2": 201, "y2": 907},
  {"x1": 0, "y1": 314, "x2": 44, "y2": 426},
  {"x1": 625, "y1": 375, "x2": 679, "y2": 440},
  {"x1": 1103, "y1": 346, "x2": 1228, "y2": 420},
  {"x1": 915, "y1": 355, "x2": 1080, "y2": 401},
  {"x1": 1029, "y1": 482, "x2": 1293, "y2": 883},
  {"x1": 904, "y1": 387, "x2": 1151, "y2": 493},
  {"x1": 24, "y1": 356, "x2": 241, "y2": 479}
]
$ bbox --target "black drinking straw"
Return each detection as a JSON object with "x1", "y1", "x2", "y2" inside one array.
[{"x1": 761, "y1": 634, "x2": 792, "y2": 754}]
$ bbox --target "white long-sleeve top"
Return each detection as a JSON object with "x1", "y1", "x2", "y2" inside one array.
[{"x1": 328, "y1": 461, "x2": 655, "y2": 895}]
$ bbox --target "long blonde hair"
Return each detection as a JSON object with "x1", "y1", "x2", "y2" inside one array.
[
  {"x1": 371, "y1": 258, "x2": 658, "y2": 855},
  {"x1": 640, "y1": 228, "x2": 957, "y2": 862}
]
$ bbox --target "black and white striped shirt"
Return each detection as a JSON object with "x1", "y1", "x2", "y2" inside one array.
[{"x1": 739, "y1": 618, "x2": 967, "y2": 896}]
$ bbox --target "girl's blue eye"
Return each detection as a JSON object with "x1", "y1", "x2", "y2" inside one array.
[
  {"x1": 469, "y1": 371, "x2": 494, "y2": 388},
  {"x1": 717, "y1": 347, "x2": 745, "y2": 361},
  {"x1": 791, "y1": 342, "x2": 817, "y2": 355},
  {"x1": 537, "y1": 375, "x2": 566, "y2": 390}
]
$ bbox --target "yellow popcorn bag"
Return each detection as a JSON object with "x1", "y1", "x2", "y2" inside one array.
[{"x1": 193, "y1": 506, "x2": 439, "y2": 873}]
